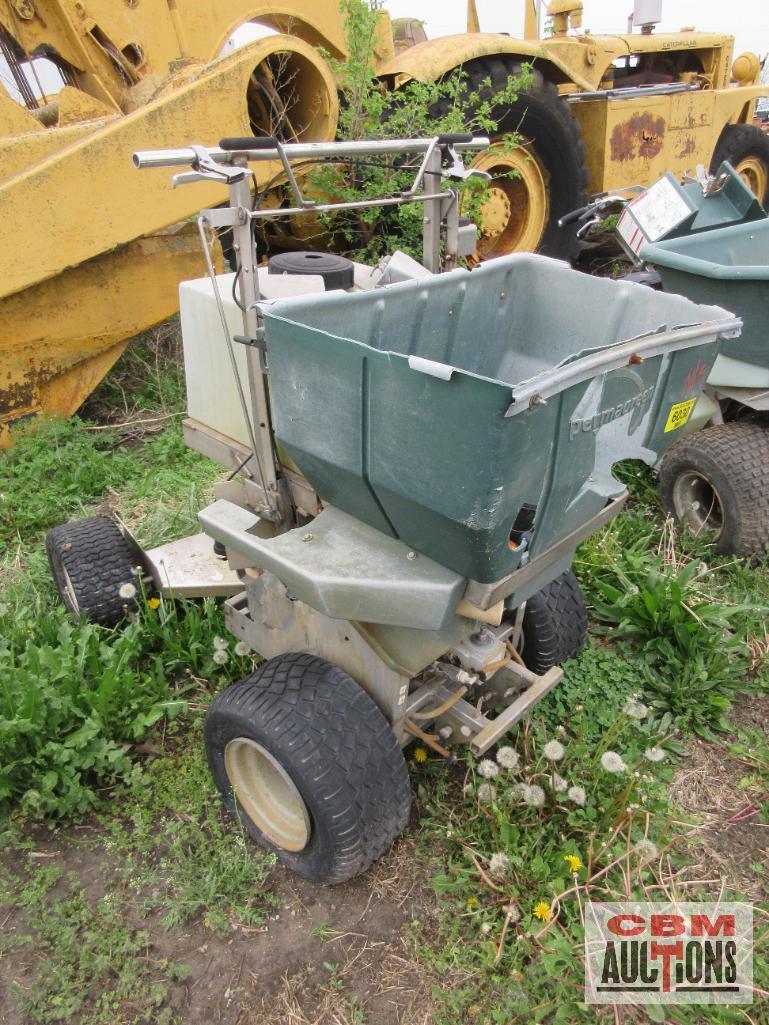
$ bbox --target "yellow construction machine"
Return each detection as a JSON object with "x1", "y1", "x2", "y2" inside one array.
[{"x1": 1, "y1": 0, "x2": 766, "y2": 443}]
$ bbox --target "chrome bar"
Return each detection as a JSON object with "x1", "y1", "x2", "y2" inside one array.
[{"x1": 133, "y1": 136, "x2": 490, "y2": 169}]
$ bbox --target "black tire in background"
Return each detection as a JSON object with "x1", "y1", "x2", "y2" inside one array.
[
  {"x1": 430, "y1": 58, "x2": 588, "y2": 262},
  {"x1": 516, "y1": 569, "x2": 588, "y2": 674},
  {"x1": 710, "y1": 123, "x2": 769, "y2": 207},
  {"x1": 45, "y1": 516, "x2": 141, "y2": 627},
  {"x1": 659, "y1": 423, "x2": 769, "y2": 557},
  {"x1": 205, "y1": 652, "x2": 411, "y2": 884}
]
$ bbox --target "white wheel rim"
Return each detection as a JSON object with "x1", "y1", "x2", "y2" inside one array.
[
  {"x1": 672, "y1": 470, "x2": 724, "y2": 538},
  {"x1": 224, "y1": 737, "x2": 310, "y2": 852}
]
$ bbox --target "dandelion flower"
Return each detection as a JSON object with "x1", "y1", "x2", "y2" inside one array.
[
  {"x1": 623, "y1": 697, "x2": 648, "y2": 720},
  {"x1": 478, "y1": 759, "x2": 499, "y2": 779},
  {"x1": 634, "y1": 838, "x2": 659, "y2": 863},
  {"x1": 489, "y1": 852, "x2": 510, "y2": 876},
  {"x1": 503, "y1": 903, "x2": 521, "y2": 923},
  {"x1": 477, "y1": 783, "x2": 497, "y2": 802},
  {"x1": 496, "y1": 746, "x2": 519, "y2": 770},
  {"x1": 533, "y1": 901, "x2": 551, "y2": 921},
  {"x1": 234, "y1": 640, "x2": 250, "y2": 657},
  {"x1": 147, "y1": 596, "x2": 161, "y2": 610},
  {"x1": 413, "y1": 747, "x2": 428, "y2": 763},
  {"x1": 563, "y1": 853, "x2": 582, "y2": 872},
  {"x1": 510, "y1": 783, "x2": 530, "y2": 802},
  {"x1": 543, "y1": 740, "x2": 565, "y2": 762},
  {"x1": 644, "y1": 746, "x2": 666, "y2": 763},
  {"x1": 466, "y1": 896, "x2": 479, "y2": 909},
  {"x1": 550, "y1": 773, "x2": 567, "y2": 793},
  {"x1": 567, "y1": 785, "x2": 586, "y2": 807},
  {"x1": 212, "y1": 648, "x2": 229, "y2": 666},
  {"x1": 600, "y1": 751, "x2": 626, "y2": 774},
  {"x1": 480, "y1": 921, "x2": 492, "y2": 935},
  {"x1": 525, "y1": 784, "x2": 546, "y2": 808},
  {"x1": 118, "y1": 582, "x2": 136, "y2": 600},
  {"x1": 213, "y1": 636, "x2": 228, "y2": 650}
]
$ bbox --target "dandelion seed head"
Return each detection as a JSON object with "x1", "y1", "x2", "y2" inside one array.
[
  {"x1": 600, "y1": 751, "x2": 626, "y2": 774},
  {"x1": 510, "y1": 783, "x2": 530, "y2": 802},
  {"x1": 234, "y1": 640, "x2": 250, "y2": 657},
  {"x1": 568, "y1": 785, "x2": 586, "y2": 806},
  {"x1": 477, "y1": 783, "x2": 497, "y2": 802},
  {"x1": 478, "y1": 759, "x2": 500, "y2": 779},
  {"x1": 496, "y1": 746, "x2": 519, "y2": 770},
  {"x1": 551, "y1": 773, "x2": 568, "y2": 793},
  {"x1": 634, "y1": 838, "x2": 659, "y2": 863},
  {"x1": 623, "y1": 697, "x2": 648, "y2": 720},
  {"x1": 213, "y1": 636, "x2": 228, "y2": 650},
  {"x1": 525, "y1": 784, "x2": 546, "y2": 808},
  {"x1": 644, "y1": 746, "x2": 666, "y2": 763},
  {"x1": 504, "y1": 903, "x2": 521, "y2": 923},
  {"x1": 480, "y1": 921, "x2": 492, "y2": 935},
  {"x1": 212, "y1": 648, "x2": 229, "y2": 665},
  {"x1": 118, "y1": 582, "x2": 136, "y2": 600},
  {"x1": 488, "y1": 852, "x2": 510, "y2": 877},
  {"x1": 543, "y1": 740, "x2": 565, "y2": 762}
]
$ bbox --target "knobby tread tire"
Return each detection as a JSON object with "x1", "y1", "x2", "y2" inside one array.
[
  {"x1": 710, "y1": 124, "x2": 769, "y2": 206},
  {"x1": 205, "y1": 653, "x2": 411, "y2": 884},
  {"x1": 520, "y1": 569, "x2": 588, "y2": 674},
  {"x1": 659, "y1": 423, "x2": 769, "y2": 557},
  {"x1": 45, "y1": 516, "x2": 140, "y2": 627},
  {"x1": 429, "y1": 57, "x2": 588, "y2": 261}
]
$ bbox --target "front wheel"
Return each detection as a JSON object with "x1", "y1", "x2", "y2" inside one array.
[
  {"x1": 710, "y1": 124, "x2": 769, "y2": 206},
  {"x1": 205, "y1": 653, "x2": 411, "y2": 884},
  {"x1": 46, "y1": 516, "x2": 142, "y2": 627},
  {"x1": 514, "y1": 569, "x2": 588, "y2": 674},
  {"x1": 659, "y1": 423, "x2": 769, "y2": 557}
]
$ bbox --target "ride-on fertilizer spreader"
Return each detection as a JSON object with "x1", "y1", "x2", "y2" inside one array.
[{"x1": 47, "y1": 136, "x2": 740, "y2": 883}]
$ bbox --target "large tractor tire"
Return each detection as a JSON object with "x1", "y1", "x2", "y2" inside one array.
[
  {"x1": 710, "y1": 124, "x2": 769, "y2": 207},
  {"x1": 431, "y1": 59, "x2": 588, "y2": 263},
  {"x1": 205, "y1": 652, "x2": 411, "y2": 884},
  {"x1": 659, "y1": 423, "x2": 769, "y2": 557}
]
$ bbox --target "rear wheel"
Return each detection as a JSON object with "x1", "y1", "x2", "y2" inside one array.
[
  {"x1": 431, "y1": 59, "x2": 588, "y2": 262},
  {"x1": 205, "y1": 652, "x2": 411, "y2": 884},
  {"x1": 659, "y1": 423, "x2": 769, "y2": 557},
  {"x1": 515, "y1": 570, "x2": 588, "y2": 674},
  {"x1": 710, "y1": 124, "x2": 769, "y2": 206},
  {"x1": 46, "y1": 516, "x2": 141, "y2": 627}
]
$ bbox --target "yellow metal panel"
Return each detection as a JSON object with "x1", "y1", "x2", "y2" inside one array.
[
  {"x1": 0, "y1": 228, "x2": 209, "y2": 445},
  {"x1": 0, "y1": 35, "x2": 338, "y2": 301}
]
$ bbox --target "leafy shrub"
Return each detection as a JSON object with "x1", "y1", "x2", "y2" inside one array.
[
  {"x1": 591, "y1": 554, "x2": 755, "y2": 734},
  {"x1": 309, "y1": 0, "x2": 531, "y2": 263},
  {"x1": 0, "y1": 599, "x2": 254, "y2": 819}
]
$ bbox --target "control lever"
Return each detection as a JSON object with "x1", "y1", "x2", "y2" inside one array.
[{"x1": 172, "y1": 144, "x2": 247, "y2": 188}]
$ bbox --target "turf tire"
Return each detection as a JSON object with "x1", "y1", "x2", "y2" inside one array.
[
  {"x1": 659, "y1": 423, "x2": 769, "y2": 557},
  {"x1": 205, "y1": 652, "x2": 412, "y2": 884},
  {"x1": 518, "y1": 569, "x2": 588, "y2": 674},
  {"x1": 46, "y1": 516, "x2": 140, "y2": 627}
]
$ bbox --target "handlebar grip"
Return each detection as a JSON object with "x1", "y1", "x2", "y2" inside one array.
[
  {"x1": 436, "y1": 133, "x2": 474, "y2": 146},
  {"x1": 219, "y1": 136, "x2": 281, "y2": 151},
  {"x1": 558, "y1": 204, "x2": 592, "y2": 227}
]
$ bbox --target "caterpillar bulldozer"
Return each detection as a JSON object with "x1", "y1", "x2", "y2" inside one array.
[{"x1": 1, "y1": 0, "x2": 766, "y2": 444}]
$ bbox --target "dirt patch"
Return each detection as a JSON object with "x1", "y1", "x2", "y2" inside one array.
[
  {"x1": 0, "y1": 826, "x2": 439, "y2": 1025},
  {"x1": 670, "y1": 698, "x2": 769, "y2": 901}
]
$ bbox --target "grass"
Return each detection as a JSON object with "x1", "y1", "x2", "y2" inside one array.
[{"x1": 1, "y1": 330, "x2": 768, "y2": 1023}]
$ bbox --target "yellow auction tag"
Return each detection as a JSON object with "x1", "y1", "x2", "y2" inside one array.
[{"x1": 664, "y1": 398, "x2": 696, "y2": 433}]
